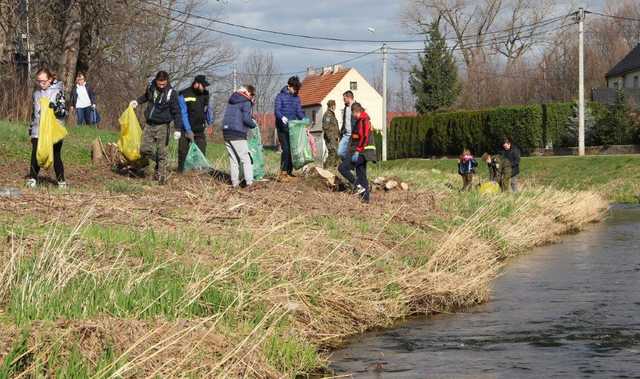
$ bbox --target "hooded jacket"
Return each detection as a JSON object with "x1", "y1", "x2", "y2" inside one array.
[
  {"x1": 274, "y1": 86, "x2": 305, "y2": 131},
  {"x1": 221, "y1": 91, "x2": 256, "y2": 140},
  {"x1": 178, "y1": 86, "x2": 213, "y2": 133},
  {"x1": 350, "y1": 111, "x2": 372, "y2": 154},
  {"x1": 30, "y1": 80, "x2": 66, "y2": 138},
  {"x1": 137, "y1": 80, "x2": 182, "y2": 129}
]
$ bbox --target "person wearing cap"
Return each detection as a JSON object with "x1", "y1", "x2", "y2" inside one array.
[
  {"x1": 177, "y1": 75, "x2": 214, "y2": 173},
  {"x1": 274, "y1": 76, "x2": 305, "y2": 182},
  {"x1": 322, "y1": 99, "x2": 341, "y2": 168},
  {"x1": 129, "y1": 70, "x2": 182, "y2": 184}
]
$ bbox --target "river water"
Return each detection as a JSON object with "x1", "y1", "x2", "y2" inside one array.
[{"x1": 330, "y1": 206, "x2": 640, "y2": 379}]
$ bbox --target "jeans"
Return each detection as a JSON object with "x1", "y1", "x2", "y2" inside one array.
[
  {"x1": 337, "y1": 134, "x2": 350, "y2": 159},
  {"x1": 30, "y1": 138, "x2": 65, "y2": 182},
  {"x1": 277, "y1": 128, "x2": 293, "y2": 174},
  {"x1": 177, "y1": 131, "x2": 207, "y2": 173},
  {"x1": 225, "y1": 139, "x2": 253, "y2": 187},
  {"x1": 339, "y1": 154, "x2": 369, "y2": 202},
  {"x1": 76, "y1": 107, "x2": 97, "y2": 125}
]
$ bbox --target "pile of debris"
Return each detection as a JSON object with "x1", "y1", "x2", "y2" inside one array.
[{"x1": 372, "y1": 177, "x2": 409, "y2": 192}]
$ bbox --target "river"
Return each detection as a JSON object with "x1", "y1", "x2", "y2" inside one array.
[{"x1": 330, "y1": 206, "x2": 640, "y2": 378}]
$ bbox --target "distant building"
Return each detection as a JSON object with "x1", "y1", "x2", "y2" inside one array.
[{"x1": 593, "y1": 44, "x2": 640, "y2": 106}]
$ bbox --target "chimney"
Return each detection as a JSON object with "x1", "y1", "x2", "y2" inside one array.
[
  {"x1": 306, "y1": 67, "x2": 317, "y2": 76},
  {"x1": 322, "y1": 66, "x2": 332, "y2": 75},
  {"x1": 332, "y1": 64, "x2": 344, "y2": 73}
]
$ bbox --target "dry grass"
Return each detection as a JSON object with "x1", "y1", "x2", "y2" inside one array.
[{"x1": 0, "y1": 168, "x2": 609, "y2": 377}]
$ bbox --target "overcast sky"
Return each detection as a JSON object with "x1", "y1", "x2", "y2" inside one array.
[{"x1": 204, "y1": 0, "x2": 607, "y2": 84}]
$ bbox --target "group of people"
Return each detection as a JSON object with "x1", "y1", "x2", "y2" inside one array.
[{"x1": 457, "y1": 137, "x2": 521, "y2": 193}]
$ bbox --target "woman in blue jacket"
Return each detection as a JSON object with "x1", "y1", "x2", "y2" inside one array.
[
  {"x1": 222, "y1": 85, "x2": 257, "y2": 188},
  {"x1": 274, "y1": 76, "x2": 305, "y2": 181}
]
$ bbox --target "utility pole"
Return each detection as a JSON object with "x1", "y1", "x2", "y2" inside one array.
[
  {"x1": 577, "y1": 8, "x2": 585, "y2": 156},
  {"x1": 382, "y1": 43, "x2": 388, "y2": 162},
  {"x1": 26, "y1": 0, "x2": 32, "y2": 75}
]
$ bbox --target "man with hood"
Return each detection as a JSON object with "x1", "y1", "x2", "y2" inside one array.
[
  {"x1": 222, "y1": 85, "x2": 258, "y2": 188},
  {"x1": 130, "y1": 70, "x2": 183, "y2": 184},
  {"x1": 274, "y1": 76, "x2": 305, "y2": 182},
  {"x1": 177, "y1": 75, "x2": 214, "y2": 173}
]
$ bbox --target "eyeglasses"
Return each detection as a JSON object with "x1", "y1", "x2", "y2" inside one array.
[{"x1": 35, "y1": 80, "x2": 48, "y2": 84}]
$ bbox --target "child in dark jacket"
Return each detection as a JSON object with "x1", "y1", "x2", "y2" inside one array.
[
  {"x1": 274, "y1": 76, "x2": 305, "y2": 181},
  {"x1": 458, "y1": 149, "x2": 478, "y2": 191},
  {"x1": 222, "y1": 85, "x2": 257, "y2": 188},
  {"x1": 338, "y1": 102, "x2": 372, "y2": 203}
]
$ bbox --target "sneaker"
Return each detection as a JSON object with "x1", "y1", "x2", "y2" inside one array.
[
  {"x1": 57, "y1": 181, "x2": 68, "y2": 189},
  {"x1": 25, "y1": 178, "x2": 37, "y2": 188},
  {"x1": 158, "y1": 176, "x2": 167, "y2": 185},
  {"x1": 355, "y1": 185, "x2": 366, "y2": 196}
]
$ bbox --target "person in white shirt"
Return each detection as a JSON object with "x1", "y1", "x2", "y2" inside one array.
[{"x1": 69, "y1": 72, "x2": 98, "y2": 126}]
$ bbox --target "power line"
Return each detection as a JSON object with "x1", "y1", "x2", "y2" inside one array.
[
  {"x1": 139, "y1": 0, "x2": 575, "y2": 45},
  {"x1": 586, "y1": 10, "x2": 640, "y2": 22},
  {"x1": 135, "y1": 3, "x2": 376, "y2": 54}
]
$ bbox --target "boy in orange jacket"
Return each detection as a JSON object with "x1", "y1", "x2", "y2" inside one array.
[{"x1": 338, "y1": 102, "x2": 373, "y2": 203}]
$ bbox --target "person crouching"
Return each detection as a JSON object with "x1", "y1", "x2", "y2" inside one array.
[
  {"x1": 222, "y1": 85, "x2": 257, "y2": 188},
  {"x1": 458, "y1": 149, "x2": 477, "y2": 191},
  {"x1": 338, "y1": 102, "x2": 372, "y2": 203}
]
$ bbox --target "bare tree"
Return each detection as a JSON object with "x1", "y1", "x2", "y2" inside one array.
[{"x1": 238, "y1": 50, "x2": 280, "y2": 118}]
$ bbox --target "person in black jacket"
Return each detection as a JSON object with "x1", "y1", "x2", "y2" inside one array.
[
  {"x1": 177, "y1": 75, "x2": 213, "y2": 173},
  {"x1": 501, "y1": 137, "x2": 521, "y2": 192},
  {"x1": 68, "y1": 72, "x2": 98, "y2": 126},
  {"x1": 130, "y1": 71, "x2": 183, "y2": 185}
]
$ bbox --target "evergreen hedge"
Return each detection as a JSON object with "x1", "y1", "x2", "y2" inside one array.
[{"x1": 388, "y1": 102, "x2": 590, "y2": 158}]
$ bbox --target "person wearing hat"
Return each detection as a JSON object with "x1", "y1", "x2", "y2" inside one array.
[{"x1": 177, "y1": 75, "x2": 214, "y2": 173}]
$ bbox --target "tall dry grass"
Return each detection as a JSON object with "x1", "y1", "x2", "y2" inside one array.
[{"x1": 0, "y1": 186, "x2": 608, "y2": 377}]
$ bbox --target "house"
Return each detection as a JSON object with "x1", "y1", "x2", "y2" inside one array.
[
  {"x1": 593, "y1": 44, "x2": 640, "y2": 105},
  {"x1": 298, "y1": 65, "x2": 383, "y2": 160}
]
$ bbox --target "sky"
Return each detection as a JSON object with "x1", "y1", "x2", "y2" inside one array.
[{"x1": 203, "y1": 0, "x2": 608, "y2": 85}]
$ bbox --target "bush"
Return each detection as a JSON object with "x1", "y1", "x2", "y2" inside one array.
[{"x1": 388, "y1": 101, "x2": 627, "y2": 159}]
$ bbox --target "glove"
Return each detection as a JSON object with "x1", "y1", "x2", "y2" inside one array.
[
  {"x1": 130, "y1": 100, "x2": 138, "y2": 109},
  {"x1": 351, "y1": 152, "x2": 360, "y2": 163},
  {"x1": 185, "y1": 131, "x2": 194, "y2": 141},
  {"x1": 281, "y1": 116, "x2": 288, "y2": 125},
  {"x1": 91, "y1": 104, "x2": 96, "y2": 109},
  {"x1": 173, "y1": 131, "x2": 181, "y2": 140}
]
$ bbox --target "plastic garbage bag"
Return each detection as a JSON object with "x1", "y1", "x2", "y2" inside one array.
[
  {"x1": 248, "y1": 127, "x2": 265, "y2": 180},
  {"x1": 183, "y1": 143, "x2": 212, "y2": 172},
  {"x1": 307, "y1": 130, "x2": 318, "y2": 156},
  {"x1": 479, "y1": 181, "x2": 501, "y2": 194},
  {"x1": 36, "y1": 97, "x2": 68, "y2": 169},
  {"x1": 288, "y1": 120, "x2": 314, "y2": 169},
  {"x1": 117, "y1": 105, "x2": 143, "y2": 162}
]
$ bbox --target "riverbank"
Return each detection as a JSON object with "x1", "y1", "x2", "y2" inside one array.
[{"x1": 0, "y1": 121, "x2": 610, "y2": 377}]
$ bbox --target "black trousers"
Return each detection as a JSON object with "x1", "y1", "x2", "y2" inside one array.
[
  {"x1": 339, "y1": 154, "x2": 369, "y2": 202},
  {"x1": 177, "y1": 130, "x2": 207, "y2": 173},
  {"x1": 277, "y1": 128, "x2": 293, "y2": 174},
  {"x1": 30, "y1": 138, "x2": 65, "y2": 182}
]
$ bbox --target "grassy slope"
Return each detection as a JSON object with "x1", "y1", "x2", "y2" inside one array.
[{"x1": 0, "y1": 120, "x2": 618, "y2": 377}]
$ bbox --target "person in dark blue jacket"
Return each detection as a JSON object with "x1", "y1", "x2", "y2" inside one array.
[
  {"x1": 222, "y1": 85, "x2": 257, "y2": 188},
  {"x1": 274, "y1": 76, "x2": 305, "y2": 181},
  {"x1": 177, "y1": 75, "x2": 214, "y2": 173}
]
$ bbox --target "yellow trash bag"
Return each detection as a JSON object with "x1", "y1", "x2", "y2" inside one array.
[
  {"x1": 117, "y1": 105, "x2": 143, "y2": 162},
  {"x1": 479, "y1": 181, "x2": 501, "y2": 194},
  {"x1": 36, "y1": 97, "x2": 68, "y2": 169}
]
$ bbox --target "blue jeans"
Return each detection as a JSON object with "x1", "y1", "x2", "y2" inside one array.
[
  {"x1": 338, "y1": 134, "x2": 350, "y2": 159},
  {"x1": 76, "y1": 107, "x2": 97, "y2": 125}
]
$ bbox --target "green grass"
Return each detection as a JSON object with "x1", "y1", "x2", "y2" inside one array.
[{"x1": 373, "y1": 155, "x2": 640, "y2": 203}]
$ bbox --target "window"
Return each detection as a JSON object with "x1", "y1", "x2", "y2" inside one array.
[
  {"x1": 312, "y1": 110, "x2": 317, "y2": 125},
  {"x1": 350, "y1": 81, "x2": 358, "y2": 91},
  {"x1": 614, "y1": 81, "x2": 620, "y2": 90},
  {"x1": 635, "y1": 76, "x2": 639, "y2": 88}
]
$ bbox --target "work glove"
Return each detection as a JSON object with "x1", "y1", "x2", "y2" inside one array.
[
  {"x1": 185, "y1": 131, "x2": 194, "y2": 141},
  {"x1": 91, "y1": 104, "x2": 96, "y2": 109},
  {"x1": 173, "y1": 131, "x2": 181, "y2": 140},
  {"x1": 351, "y1": 152, "x2": 360, "y2": 163},
  {"x1": 129, "y1": 100, "x2": 138, "y2": 109},
  {"x1": 281, "y1": 116, "x2": 288, "y2": 125}
]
